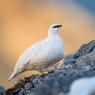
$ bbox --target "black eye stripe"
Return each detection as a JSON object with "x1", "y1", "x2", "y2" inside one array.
[{"x1": 53, "y1": 25, "x2": 62, "y2": 28}]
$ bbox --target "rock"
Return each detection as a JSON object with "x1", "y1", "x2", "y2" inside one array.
[
  {"x1": 33, "y1": 69, "x2": 95, "y2": 95},
  {"x1": 90, "y1": 91, "x2": 95, "y2": 95},
  {"x1": 0, "y1": 86, "x2": 5, "y2": 95},
  {"x1": 5, "y1": 40, "x2": 95, "y2": 95},
  {"x1": 64, "y1": 53, "x2": 75, "y2": 64},
  {"x1": 73, "y1": 40, "x2": 95, "y2": 59}
]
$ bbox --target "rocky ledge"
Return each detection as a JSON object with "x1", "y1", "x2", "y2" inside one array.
[{"x1": 4, "y1": 40, "x2": 95, "y2": 95}]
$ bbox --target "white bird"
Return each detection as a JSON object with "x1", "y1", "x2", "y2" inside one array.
[{"x1": 9, "y1": 24, "x2": 64, "y2": 81}]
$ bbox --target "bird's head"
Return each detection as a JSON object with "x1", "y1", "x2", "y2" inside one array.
[{"x1": 48, "y1": 24, "x2": 62, "y2": 35}]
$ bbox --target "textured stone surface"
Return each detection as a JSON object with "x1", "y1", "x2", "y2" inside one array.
[
  {"x1": 0, "y1": 86, "x2": 6, "y2": 95},
  {"x1": 6, "y1": 40, "x2": 95, "y2": 95},
  {"x1": 73, "y1": 40, "x2": 95, "y2": 59}
]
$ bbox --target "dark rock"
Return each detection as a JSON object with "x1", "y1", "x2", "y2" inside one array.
[
  {"x1": 64, "y1": 53, "x2": 76, "y2": 64},
  {"x1": 33, "y1": 69, "x2": 95, "y2": 95},
  {"x1": 90, "y1": 91, "x2": 95, "y2": 95},
  {"x1": 73, "y1": 40, "x2": 95, "y2": 59},
  {"x1": 0, "y1": 86, "x2": 5, "y2": 95}
]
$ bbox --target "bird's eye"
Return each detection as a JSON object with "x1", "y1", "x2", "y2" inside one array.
[{"x1": 53, "y1": 25, "x2": 62, "y2": 28}]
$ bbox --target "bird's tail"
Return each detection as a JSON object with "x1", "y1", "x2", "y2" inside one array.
[{"x1": 8, "y1": 70, "x2": 18, "y2": 81}]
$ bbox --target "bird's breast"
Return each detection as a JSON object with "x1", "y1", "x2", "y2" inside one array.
[
  {"x1": 48, "y1": 41, "x2": 64, "y2": 63},
  {"x1": 27, "y1": 36, "x2": 64, "y2": 70}
]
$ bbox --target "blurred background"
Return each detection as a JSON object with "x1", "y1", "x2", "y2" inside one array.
[{"x1": 0, "y1": 0, "x2": 95, "y2": 88}]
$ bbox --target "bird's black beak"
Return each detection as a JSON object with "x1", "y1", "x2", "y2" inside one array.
[
  {"x1": 58, "y1": 25, "x2": 62, "y2": 27},
  {"x1": 53, "y1": 24, "x2": 62, "y2": 28}
]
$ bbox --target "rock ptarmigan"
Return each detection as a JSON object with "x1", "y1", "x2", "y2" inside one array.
[{"x1": 9, "y1": 24, "x2": 64, "y2": 81}]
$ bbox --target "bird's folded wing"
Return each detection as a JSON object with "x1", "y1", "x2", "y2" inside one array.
[{"x1": 16, "y1": 39, "x2": 49, "y2": 66}]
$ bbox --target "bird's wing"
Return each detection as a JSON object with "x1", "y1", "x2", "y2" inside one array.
[{"x1": 15, "y1": 39, "x2": 49, "y2": 66}]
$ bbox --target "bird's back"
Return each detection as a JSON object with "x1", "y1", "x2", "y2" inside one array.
[{"x1": 15, "y1": 38, "x2": 48, "y2": 68}]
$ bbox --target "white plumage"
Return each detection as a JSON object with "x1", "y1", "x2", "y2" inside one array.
[{"x1": 9, "y1": 24, "x2": 64, "y2": 80}]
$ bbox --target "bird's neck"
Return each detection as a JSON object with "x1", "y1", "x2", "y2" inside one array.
[
  {"x1": 48, "y1": 30, "x2": 60, "y2": 38},
  {"x1": 47, "y1": 31, "x2": 62, "y2": 44}
]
